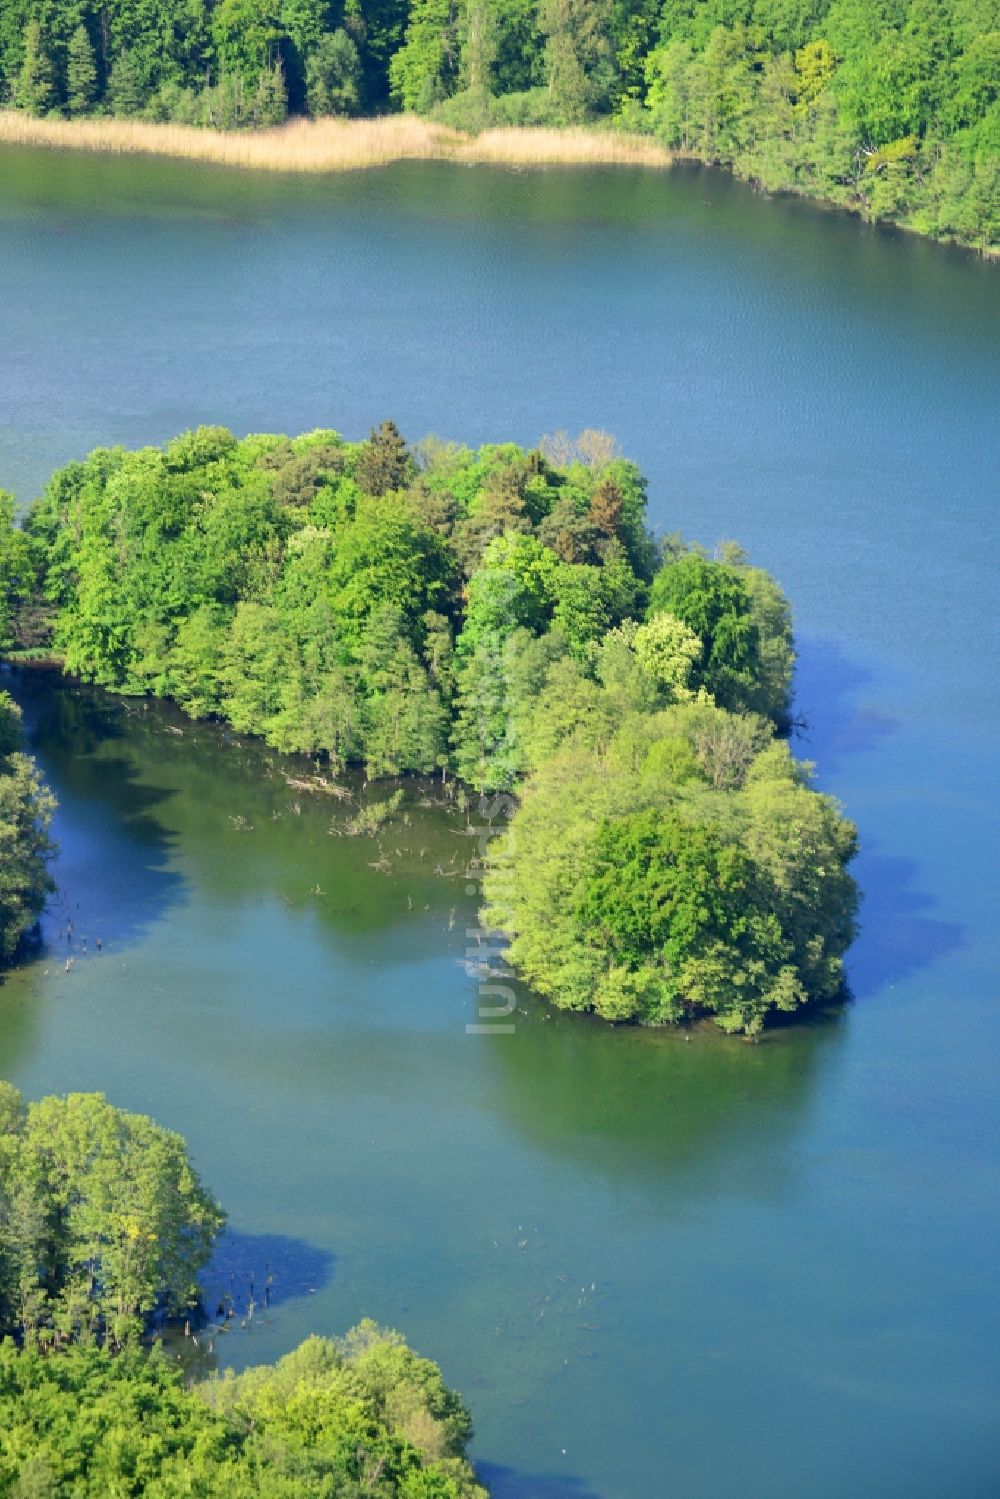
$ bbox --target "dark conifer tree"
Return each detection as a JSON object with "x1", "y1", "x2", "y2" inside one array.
[
  {"x1": 356, "y1": 419, "x2": 411, "y2": 497},
  {"x1": 66, "y1": 24, "x2": 98, "y2": 116}
]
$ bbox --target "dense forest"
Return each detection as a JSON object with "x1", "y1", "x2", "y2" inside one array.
[
  {"x1": 1, "y1": 422, "x2": 860, "y2": 1034},
  {"x1": 0, "y1": 690, "x2": 54, "y2": 964},
  {"x1": 0, "y1": 1083, "x2": 486, "y2": 1495},
  {"x1": 0, "y1": 1, "x2": 996, "y2": 248},
  {"x1": 0, "y1": 489, "x2": 57, "y2": 965}
]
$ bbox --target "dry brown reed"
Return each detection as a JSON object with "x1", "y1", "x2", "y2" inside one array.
[
  {"x1": 0, "y1": 110, "x2": 673, "y2": 174},
  {"x1": 453, "y1": 126, "x2": 672, "y2": 167}
]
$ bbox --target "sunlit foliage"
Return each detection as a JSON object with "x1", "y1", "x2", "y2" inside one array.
[
  {"x1": 0, "y1": 691, "x2": 54, "y2": 962},
  {"x1": 6, "y1": 421, "x2": 859, "y2": 1034}
]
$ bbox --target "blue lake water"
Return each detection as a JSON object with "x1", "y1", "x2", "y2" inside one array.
[{"x1": 0, "y1": 148, "x2": 998, "y2": 1497}]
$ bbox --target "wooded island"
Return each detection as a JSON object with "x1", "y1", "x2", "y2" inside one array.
[{"x1": 1, "y1": 422, "x2": 859, "y2": 1037}]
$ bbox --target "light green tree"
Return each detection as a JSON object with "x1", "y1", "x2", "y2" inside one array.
[
  {"x1": 211, "y1": 0, "x2": 284, "y2": 85},
  {"x1": 632, "y1": 611, "x2": 704, "y2": 701},
  {"x1": 1, "y1": 1089, "x2": 224, "y2": 1344},
  {"x1": 461, "y1": 0, "x2": 498, "y2": 95},
  {"x1": 389, "y1": 0, "x2": 462, "y2": 112},
  {"x1": 15, "y1": 20, "x2": 54, "y2": 115}
]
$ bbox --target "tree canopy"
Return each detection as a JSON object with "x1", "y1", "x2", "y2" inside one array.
[
  {"x1": 484, "y1": 697, "x2": 859, "y2": 1036},
  {"x1": 0, "y1": 690, "x2": 55, "y2": 963},
  {"x1": 17, "y1": 425, "x2": 674, "y2": 783},
  {"x1": 0, "y1": 1084, "x2": 486, "y2": 1496},
  {"x1": 0, "y1": 1086, "x2": 224, "y2": 1348},
  {"x1": 0, "y1": 1329, "x2": 486, "y2": 1496}
]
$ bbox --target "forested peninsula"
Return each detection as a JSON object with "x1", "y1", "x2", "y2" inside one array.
[
  {"x1": 0, "y1": 2, "x2": 997, "y2": 251},
  {"x1": 0, "y1": 1082, "x2": 487, "y2": 1495},
  {"x1": 1, "y1": 422, "x2": 859, "y2": 1036}
]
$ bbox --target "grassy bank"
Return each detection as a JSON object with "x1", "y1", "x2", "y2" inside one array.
[{"x1": 0, "y1": 111, "x2": 673, "y2": 172}]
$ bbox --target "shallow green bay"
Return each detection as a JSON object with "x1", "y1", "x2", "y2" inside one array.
[{"x1": 0, "y1": 150, "x2": 999, "y2": 1498}]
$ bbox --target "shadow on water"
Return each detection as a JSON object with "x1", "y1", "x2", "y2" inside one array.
[
  {"x1": 792, "y1": 635, "x2": 897, "y2": 777},
  {"x1": 793, "y1": 635, "x2": 965, "y2": 1002},
  {"x1": 163, "y1": 1228, "x2": 336, "y2": 1375},
  {"x1": 7, "y1": 666, "x2": 186, "y2": 952},
  {"x1": 476, "y1": 1463, "x2": 602, "y2": 1499},
  {"x1": 200, "y1": 1226, "x2": 335, "y2": 1316},
  {"x1": 847, "y1": 849, "x2": 964, "y2": 1000}
]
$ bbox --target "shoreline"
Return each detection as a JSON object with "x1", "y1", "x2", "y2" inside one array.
[
  {"x1": 0, "y1": 111, "x2": 674, "y2": 173},
  {"x1": 0, "y1": 111, "x2": 992, "y2": 257}
]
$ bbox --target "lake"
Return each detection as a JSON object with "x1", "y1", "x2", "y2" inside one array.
[{"x1": 0, "y1": 147, "x2": 998, "y2": 1498}]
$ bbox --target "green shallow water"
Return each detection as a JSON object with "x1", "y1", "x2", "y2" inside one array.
[{"x1": 0, "y1": 149, "x2": 999, "y2": 1498}]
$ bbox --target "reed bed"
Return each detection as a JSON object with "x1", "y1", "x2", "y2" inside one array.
[
  {"x1": 454, "y1": 126, "x2": 672, "y2": 167},
  {"x1": 0, "y1": 110, "x2": 672, "y2": 174},
  {"x1": 0, "y1": 112, "x2": 458, "y2": 170}
]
